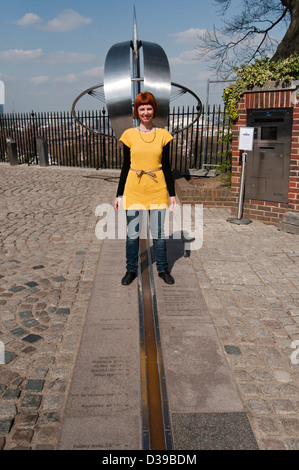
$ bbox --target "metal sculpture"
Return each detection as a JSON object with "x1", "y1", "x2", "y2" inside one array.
[{"x1": 71, "y1": 9, "x2": 202, "y2": 139}]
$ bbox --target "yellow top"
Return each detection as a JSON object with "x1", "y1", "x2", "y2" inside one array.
[{"x1": 119, "y1": 127, "x2": 173, "y2": 210}]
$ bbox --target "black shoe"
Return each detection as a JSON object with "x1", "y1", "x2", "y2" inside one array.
[
  {"x1": 158, "y1": 270, "x2": 175, "y2": 285},
  {"x1": 121, "y1": 271, "x2": 137, "y2": 285}
]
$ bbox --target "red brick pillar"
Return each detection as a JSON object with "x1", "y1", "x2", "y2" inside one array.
[
  {"x1": 289, "y1": 105, "x2": 299, "y2": 212},
  {"x1": 230, "y1": 82, "x2": 299, "y2": 226}
]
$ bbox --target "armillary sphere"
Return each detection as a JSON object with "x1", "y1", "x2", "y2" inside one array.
[
  {"x1": 71, "y1": 82, "x2": 202, "y2": 138},
  {"x1": 71, "y1": 10, "x2": 202, "y2": 139}
]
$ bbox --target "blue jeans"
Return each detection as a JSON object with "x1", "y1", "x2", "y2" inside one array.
[{"x1": 126, "y1": 209, "x2": 168, "y2": 273}]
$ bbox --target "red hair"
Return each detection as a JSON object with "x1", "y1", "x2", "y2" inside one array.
[{"x1": 134, "y1": 92, "x2": 158, "y2": 119}]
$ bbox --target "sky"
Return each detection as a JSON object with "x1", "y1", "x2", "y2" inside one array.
[{"x1": 0, "y1": 0, "x2": 286, "y2": 114}]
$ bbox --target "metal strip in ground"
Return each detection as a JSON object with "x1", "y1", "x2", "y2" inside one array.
[
  {"x1": 139, "y1": 237, "x2": 165, "y2": 450},
  {"x1": 145, "y1": 233, "x2": 173, "y2": 450},
  {"x1": 138, "y1": 223, "x2": 173, "y2": 451},
  {"x1": 137, "y1": 259, "x2": 150, "y2": 450}
]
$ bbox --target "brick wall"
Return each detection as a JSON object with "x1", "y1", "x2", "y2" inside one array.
[
  {"x1": 231, "y1": 82, "x2": 299, "y2": 225},
  {"x1": 175, "y1": 177, "x2": 231, "y2": 207}
]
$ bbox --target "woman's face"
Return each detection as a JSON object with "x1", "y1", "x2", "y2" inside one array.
[{"x1": 138, "y1": 104, "x2": 154, "y2": 126}]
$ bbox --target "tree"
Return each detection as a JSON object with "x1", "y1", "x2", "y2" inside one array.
[
  {"x1": 273, "y1": 0, "x2": 299, "y2": 59},
  {"x1": 197, "y1": 0, "x2": 299, "y2": 79}
]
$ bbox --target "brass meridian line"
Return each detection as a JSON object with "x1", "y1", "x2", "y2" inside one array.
[{"x1": 139, "y1": 236, "x2": 166, "y2": 450}]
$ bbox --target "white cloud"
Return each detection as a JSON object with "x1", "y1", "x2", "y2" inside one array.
[
  {"x1": 15, "y1": 13, "x2": 42, "y2": 27},
  {"x1": 40, "y1": 9, "x2": 92, "y2": 32},
  {"x1": 46, "y1": 51, "x2": 97, "y2": 64},
  {"x1": 0, "y1": 49, "x2": 44, "y2": 61},
  {"x1": 169, "y1": 28, "x2": 206, "y2": 44},
  {"x1": 169, "y1": 49, "x2": 197, "y2": 65},
  {"x1": 54, "y1": 74, "x2": 79, "y2": 83},
  {"x1": 15, "y1": 9, "x2": 92, "y2": 33},
  {"x1": 0, "y1": 72, "x2": 14, "y2": 81},
  {"x1": 0, "y1": 48, "x2": 97, "y2": 67},
  {"x1": 52, "y1": 67, "x2": 104, "y2": 83},
  {"x1": 30, "y1": 76, "x2": 51, "y2": 85},
  {"x1": 197, "y1": 71, "x2": 213, "y2": 81},
  {"x1": 32, "y1": 66, "x2": 103, "y2": 87},
  {"x1": 78, "y1": 66, "x2": 104, "y2": 79}
]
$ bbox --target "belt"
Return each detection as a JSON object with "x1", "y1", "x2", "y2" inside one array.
[{"x1": 130, "y1": 168, "x2": 162, "y2": 183}]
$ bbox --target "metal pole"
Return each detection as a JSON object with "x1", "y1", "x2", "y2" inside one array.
[
  {"x1": 0, "y1": 80, "x2": 4, "y2": 116},
  {"x1": 228, "y1": 151, "x2": 252, "y2": 225},
  {"x1": 237, "y1": 151, "x2": 247, "y2": 219},
  {"x1": 201, "y1": 78, "x2": 209, "y2": 169},
  {"x1": 132, "y1": 8, "x2": 141, "y2": 98}
]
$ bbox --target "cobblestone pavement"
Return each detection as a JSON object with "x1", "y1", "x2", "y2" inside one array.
[
  {"x1": 1, "y1": 163, "x2": 299, "y2": 450},
  {"x1": 0, "y1": 164, "x2": 119, "y2": 449},
  {"x1": 190, "y1": 209, "x2": 299, "y2": 450}
]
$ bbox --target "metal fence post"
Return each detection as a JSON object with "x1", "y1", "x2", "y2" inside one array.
[
  {"x1": 6, "y1": 137, "x2": 19, "y2": 165},
  {"x1": 37, "y1": 137, "x2": 49, "y2": 166}
]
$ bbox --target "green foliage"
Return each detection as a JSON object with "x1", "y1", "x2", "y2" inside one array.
[
  {"x1": 217, "y1": 121, "x2": 232, "y2": 186},
  {"x1": 218, "y1": 158, "x2": 232, "y2": 186},
  {"x1": 223, "y1": 54, "x2": 299, "y2": 121},
  {"x1": 22, "y1": 153, "x2": 35, "y2": 164}
]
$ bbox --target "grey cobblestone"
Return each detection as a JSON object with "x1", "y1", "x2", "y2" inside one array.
[
  {"x1": 191, "y1": 207, "x2": 299, "y2": 450},
  {"x1": 0, "y1": 402, "x2": 17, "y2": 419},
  {"x1": 0, "y1": 164, "x2": 118, "y2": 449}
]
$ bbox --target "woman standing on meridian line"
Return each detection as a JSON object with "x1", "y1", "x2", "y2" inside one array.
[{"x1": 114, "y1": 91, "x2": 177, "y2": 285}]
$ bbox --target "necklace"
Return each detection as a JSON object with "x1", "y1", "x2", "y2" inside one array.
[
  {"x1": 138, "y1": 126, "x2": 154, "y2": 133},
  {"x1": 137, "y1": 127, "x2": 156, "y2": 143}
]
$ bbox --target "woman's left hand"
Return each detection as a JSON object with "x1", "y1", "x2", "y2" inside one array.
[
  {"x1": 169, "y1": 196, "x2": 177, "y2": 211},
  {"x1": 114, "y1": 197, "x2": 122, "y2": 211}
]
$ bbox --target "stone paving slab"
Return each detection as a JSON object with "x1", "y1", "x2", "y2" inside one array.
[
  {"x1": 58, "y1": 239, "x2": 142, "y2": 450},
  {"x1": 172, "y1": 412, "x2": 258, "y2": 450},
  {"x1": 153, "y1": 241, "x2": 245, "y2": 414},
  {"x1": 151, "y1": 240, "x2": 258, "y2": 450}
]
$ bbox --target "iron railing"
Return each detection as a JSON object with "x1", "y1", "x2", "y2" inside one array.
[{"x1": 0, "y1": 106, "x2": 231, "y2": 171}]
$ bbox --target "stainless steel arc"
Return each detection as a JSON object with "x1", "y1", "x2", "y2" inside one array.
[
  {"x1": 104, "y1": 39, "x2": 171, "y2": 137},
  {"x1": 104, "y1": 41, "x2": 133, "y2": 139},
  {"x1": 142, "y1": 41, "x2": 171, "y2": 129}
]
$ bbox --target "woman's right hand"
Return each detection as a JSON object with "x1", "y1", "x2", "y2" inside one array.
[
  {"x1": 169, "y1": 196, "x2": 177, "y2": 211},
  {"x1": 114, "y1": 197, "x2": 122, "y2": 211}
]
